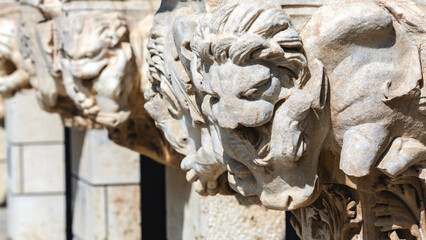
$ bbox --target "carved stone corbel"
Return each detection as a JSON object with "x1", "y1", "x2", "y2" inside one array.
[
  {"x1": 56, "y1": 1, "x2": 182, "y2": 166},
  {"x1": 144, "y1": 1, "x2": 230, "y2": 194},
  {"x1": 0, "y1": 2, "x2": 30, "y2": 98},
  {"x1": 145, "y1": 0, "x2": 426, "y2": 238}
]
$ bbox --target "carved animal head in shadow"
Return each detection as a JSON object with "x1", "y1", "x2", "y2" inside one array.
[
  {"x1": 59, "y1": 11, "x2": 137, "y2": 128},
  {"x1": 190, "y1": 0, "x2": 330, "y2": 210}
]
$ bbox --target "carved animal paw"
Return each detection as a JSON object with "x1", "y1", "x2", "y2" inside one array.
[
  {"x1": 181, "y1": 151, "x2": 226, "y2": 196},
  {"x1": 76, "y1": 93, "x2": 99, "y2": 116},
  {"x1": 340, "y1": 123, "x2": 389, "y2": 177},
  {"x1": 377, "y1": 137, "x2": 426, "y2": 177},
  {"x1": 95, "y1": 111, "x2": 130, "y2": 128}
]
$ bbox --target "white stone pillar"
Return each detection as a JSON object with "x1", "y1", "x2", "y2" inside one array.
[
  {"x1": 0, "y1": 124, "x2": 6, "y2": 205},
  {"x1": 166, "y1": 167, "x2": 287, "y2": 240},
  {"x1": 6, "y1": 90, "x2": 66, "y2": 240},
  {"x1": 71, "y1": 128, "x2": 141, "y2": 240}
]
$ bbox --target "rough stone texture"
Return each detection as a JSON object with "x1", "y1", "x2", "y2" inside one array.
[
  {"x1": 106, "y1": 185, "x2": 141, "y2": 240},
  {"x1": 166, "y1": 167, "x2": 286, "y2": 240},
  {"x1": 72, "y1": 180, "x2": 142, "y2": 240}
]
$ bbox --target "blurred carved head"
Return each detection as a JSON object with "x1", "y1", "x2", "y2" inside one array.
[
  {"x1": 0, "y1": 7, "x2": 30, "y2": 98},
  {"x1": 59, "y1": 11, "x2": 137, "y2": 128}
]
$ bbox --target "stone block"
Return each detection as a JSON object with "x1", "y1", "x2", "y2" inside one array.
[
  {"x1": 5, "y1": 91, "x2": 64, "y2": 143},
  {"x1": 166, "y1": 167, "x2": 286, "y2": 240},
  {"x1": 0, "y1": 127, "x2": 6, "y2": 162},
  {"x1": 7, "y1": 194, "x2": 65, "y2": 240},
  {"x1": 106, "y1": 185, "x2": 141, "y2": 240},
  {"x1": 22, "y1": 144, "x2": 65, "y2": 193},
  {"x1": 72, "y1": 180, "x2": 107, "y2": 240},
  {"x1": 8, "y1": 145, "x2": 21, "y2": 194},
  {"x1": 0, "y1": 162, "x2": 6, "y2": 205},
  {"x1": 71, "y1": 129, "x2": 140, "y2": 185},
  {"x1": 0, "y1": 207, "x2": 7, "y2": 240}
]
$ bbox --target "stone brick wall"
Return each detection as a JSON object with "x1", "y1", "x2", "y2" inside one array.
[
  {"x1": 70, "y1": 129, "x2": 141, "y2": 240},
  {"x1": 6, "y1": 90, "x2": 65, "y2": 240}
]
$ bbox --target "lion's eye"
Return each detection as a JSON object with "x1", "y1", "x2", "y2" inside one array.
[
  {"x1": 240, "y1": 76, "x2": 271, "y2": 99},
  {"x1": 242, "y1": 88, "x2": 258, "y2": 98}
]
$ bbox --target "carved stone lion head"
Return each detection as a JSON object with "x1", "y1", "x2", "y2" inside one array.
[{"x1": 190, "y1": 0, "x2": 330, "y2": 210}]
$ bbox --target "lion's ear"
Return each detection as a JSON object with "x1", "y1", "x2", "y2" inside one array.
[{"x1": 304, "y1": 58, "x2": 328, "y2": 112}]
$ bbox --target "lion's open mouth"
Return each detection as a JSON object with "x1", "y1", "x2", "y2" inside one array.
[{"x1": 233, "y1": 124, "x2": 271, "y2": 159}]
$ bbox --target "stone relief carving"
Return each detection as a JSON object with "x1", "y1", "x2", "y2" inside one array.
[
  {"x1": 17, "y1": 0, "x2": 104, "y2": 129},
  {"x1": 55, "y1": 2, "x2": 182, "y2": 166},
  {"x1": 0, "y1": 3, "x2": 30, "y2": 98},
  {"x1": 144, "y1": 2, "x2": 230, "y2": 194},
  {"x1": 3, "y1": 0, "x2": 425, "y2": 238},
  {"x1": 4, "y1": 0, "x2": 182, "y2": 166},
  {"x1": 145, "y1": 0, "x2": 426, "y2": 238}
]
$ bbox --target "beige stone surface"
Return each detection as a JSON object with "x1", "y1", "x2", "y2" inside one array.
[
  {"x1": 72, "y1": 179, "x2": 141, "y2": 240},
  {"x1": 106, "y1": 185, "x2": 141, "y2": 240},
  {"x1": 0, "y1": 207, "x2": 7, "y2": 240},
  {"x1": 22, "y1": 144, "x2": 64, "y2": 193},
  {"x1": 0, "y1": 127, "x2": 7, "y2": 161},
  {"x1": 71, "y1": 129, "x2": 140, "y2": 185},
  {"x1": 5, "y1": 91, "x2": 63, "y2": 143},
  {"x1": 0, "y1": 163, "x2": 6, "y2": 205},
  {"x1": 166, "y1": 167, "x2": 286, "y2": 240},
  {"x1": 8, "y1": 145, "x2": 21, "y2": 194},
  {"x1": 7, "y1": 194, "x2": 65, "y2": 240},
  {"x1": 72, "y1": 180, "x2": 107, "y2": 240}
]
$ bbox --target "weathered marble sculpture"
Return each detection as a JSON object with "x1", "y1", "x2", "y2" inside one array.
[
  {"x1": 0, "y1": 3, "x2": 30, "y2": 98},
  {"x1": 9, "y1": 0, "x2": 182, "y2": 166},
  {"x1": 5, "y1": 0, "x2": 425, "y2": 238},
  {"x1": 144, "y1": 2, "x2": 229, "y2": 195},
  {"x1": 56, "y1": 1, "x2": 182, "y2": 165},
  {"x1": 17, "y1": 0, "x2": 102, "y2": 129},
  {"x1": 146, "y1": 0, "x2": 426, "y2": 238},
  {"x1": 291, "y1": 2, "x2": 426, "y2": 238}
]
